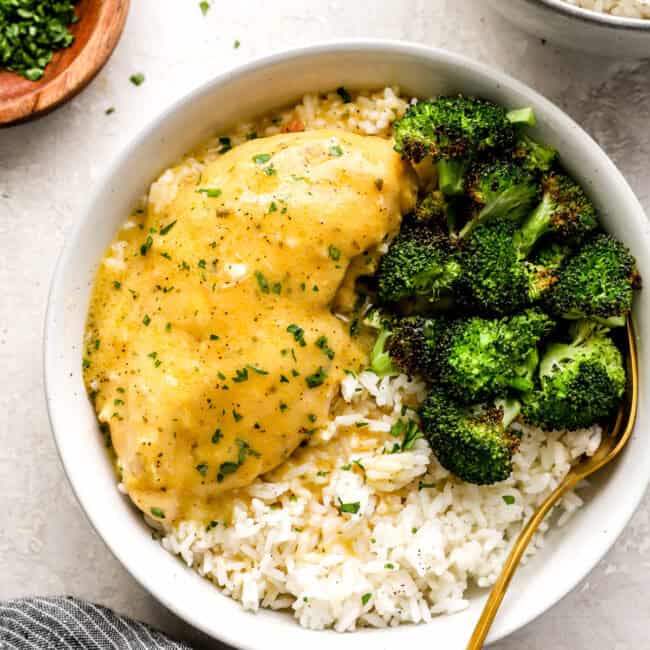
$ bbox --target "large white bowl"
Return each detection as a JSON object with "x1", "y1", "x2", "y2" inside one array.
[
  {"x1": 45, "y1": 41, "x2": 650, "y2": 649},
  {"x1": 489, "y1": 0, "x2": 650, "y2": 57}
]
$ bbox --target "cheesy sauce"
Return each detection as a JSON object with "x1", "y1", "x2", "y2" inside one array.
[{"x1": 83, "y1": 128, "x2": 416, "y2": 522}]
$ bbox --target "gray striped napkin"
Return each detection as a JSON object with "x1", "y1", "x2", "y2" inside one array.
[{"x1": 0, "y1": 597, "x2": 194, "y2": 649}]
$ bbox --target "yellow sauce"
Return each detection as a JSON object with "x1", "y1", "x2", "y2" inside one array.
[{"x1": 83, "y1": 128, "x2": 416, "y2": 522}]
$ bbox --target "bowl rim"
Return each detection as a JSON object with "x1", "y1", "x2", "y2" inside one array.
[
  {"x1": 44, "y1": 38, "x2": 650, "y2": 648},
  {"x1": 528, "y1": 0, "x2": 650, "y2": 30}
]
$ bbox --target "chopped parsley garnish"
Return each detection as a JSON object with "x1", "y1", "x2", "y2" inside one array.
[
  {"x1": 150, "y1": 507, "x2": 165, "y2": 519},
  {"x1": 247, "y1": 364, "x2": 268, "y2": 375},
  {"x1": 337, "y1": 499, "x2": 360, "y2": 514},
  {"x1": 384, "y1": 563, "x2": 394, "y2": 569},
  {"x1": 197, "y1": 259, "x2": 206, "y2": 269},
  {"x1": 418, "y1": 481, "x2": 435, "y2": 490},
  {"x1": 0, "y1": 0, "x2": 77, "y2": 81},
  {"x1": 374, "y1": 177, "x2": 384, "y2": 191},
  {"x1": 315, "y1": 335, "x2": 335, "y2": 360},
  {"x1": 105, "y1": 107, "x2": 115, "y2": 115},
  {"x1": 165, "y1": 322, "x2": 172, "y2": 332},
  {"x1": 159, "y1": 220, "x2": 177, "y2": 235},
  {"x1": 264, "y1": 164, "x2": 276, "y2": 176},
  {"x1": 210, "y1": 334, "x2": 219, "y2": 341},
  {"x1": 269, "y1": 201, "x2": 278, "y2": 213},
  {"x1": 280, "y1": 375, "x2": 289, "y2": 383},
  {"x1": 130, "y1": 72, "x2": 145, "y2": 86},
  {"x1": 140, "y1": 235, "x2": 153, "y2": 256},
  {"x1": 142, "y1": 314, "x2": 151, "y2": 326},
  {"x1": 197, "y1": 188, "x2": 222, "y2": 198},
  {"x1": 341, "y1": 463, "x2": 352, "y2": 471},
  {"x1": 279, "y1": 402, "x2": 288, "y2": 412},
  {"x1": 233, "y1": 368, "x2": 249, "y2": 382},
  {"x1": 336, "y1": 86, "x2": 352, "y2": 103},
  {"x1": 199, "y1": 0, "x2": 210, "y2": 15},
  {"x1": 329, "y1": 145, "x2": 343, "y2": 157},
  {"x1": 271, "y1": 282, "x2": 282, "y2": 295},
  {"x1": 287, "y1": 324, "x2": 306, "y2": 346},
  {"x1": 361, "y1": 593, "x2": 372, "y2": 606},
  {"x1": 112, "y1": 280, "x2": 122, "y2": 290},
  {"x1": 233, "y1": 39, "x2": 240, "y2": 49},
  {"x1": 308, "y1": 414, "x2": 317, "y2": 423},
  {"x1": 211, "y1": 428, "x2": 223, "y2": 443},
  {"x1": 502, "y1": 495, "x2": 516, "y2": 505},
  {"x1": 389, "y1": 419, "x2": 423, "y2": 451},
  {"x1": 232, "y1": 409, "x2": 243, "y2": 422},
  {"x1": 255, "y1": 271, "x2": 270, "y2": 293},
  {"x1": 206, "y1": 520, "x2": 218, "y2": 531},
  {"x1": 217, "y1": 461, "x2": 239, "y2": 482},
  {"x1": 328, "y1": 245, "x2": 341, "y2": 261},
  {"x1": 253, "y1": 153, "x2": 271, "y2": 165},
  {"x1": 305, "y1": 367, "x2": 327, "y2": 388},
  {"x1": 196, "y1": 463, "x2": 208, "y2": 476},
  {"x1": 218, "y1": 136, "x2": 232, "y2": 154}
]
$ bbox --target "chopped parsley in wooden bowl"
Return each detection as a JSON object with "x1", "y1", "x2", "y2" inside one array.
[{"x1": 0, "y1": 0, "x2": 129, "y2": 126}]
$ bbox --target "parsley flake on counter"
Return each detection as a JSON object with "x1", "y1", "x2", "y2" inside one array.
[
  {"x1": 199, "y1": 0, "x2": 210, "y2": 15},
  {"x1": 130, "y1": 72, "x2": 145, "y2": 86},
  {"x1": 233, "y1": 39, "x2": 240, "y2": 49}
]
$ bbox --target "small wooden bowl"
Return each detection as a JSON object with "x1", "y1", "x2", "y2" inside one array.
[{"x1": 0, "y1": 0, "x2": 130, "y2": 127}]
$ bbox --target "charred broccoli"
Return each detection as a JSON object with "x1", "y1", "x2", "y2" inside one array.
[
  {"x1": 459, "y1": 159, "x2": 541, "y2": 238},
  {"x1": 421, "y1": 391, "x2": 521, "y2": 485},
  {"x1": 436, "y1": 309, "x2": 555, "y2": 403},
  {"x1": 393, "y1": 95, "x2": 518, "y2": 196},
  {"x1": 512, "y1": 133, "x2": 557, "y2": 174},
  {"x1": 546, "y1": 233, "x2": 641, "y2": 327},
  {"x1": 386, "y1": 315, "x2": 442, "y2": 380},
  {"x1": 460, "y1": 221, "x2": 559, "y2": 314},
  {"x1": 522, "y1": 320, "x2": 626, "y2": 430},
  {"x1": 376, "y1": 220, "x2": 461, "y2": 305},
  {"x1": 514, "y1": 172, "x2": 599, "y2": 256}
]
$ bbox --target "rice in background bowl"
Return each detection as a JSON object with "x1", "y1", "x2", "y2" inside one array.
[{"x1": 45, "y1": 42, "x2": 650, "y2": 650}]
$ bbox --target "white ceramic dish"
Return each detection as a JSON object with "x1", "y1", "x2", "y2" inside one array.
[
  {"x1": 489, "y1": 0, "x2": 650, "y2": 57},
  {"x1": 44, "y1": 41, "x2": 650, "y2": 649}
]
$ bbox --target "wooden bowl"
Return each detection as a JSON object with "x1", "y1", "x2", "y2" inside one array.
[{"x1": 0, "y1": 0, "x2": 130, "y2": 127}]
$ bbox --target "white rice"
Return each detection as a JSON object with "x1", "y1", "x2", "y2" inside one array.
[
  {"x1": 137, "y1": 89, "x2": 602, "y2": 631},
  {"x1": 562, "y1": 0, "x2": 650, "y2": 18}
]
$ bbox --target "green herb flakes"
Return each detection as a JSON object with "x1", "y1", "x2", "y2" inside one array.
[
  {"x1": 336, "y1": 86, "x2": 352, "y2": 103},
  {"x1": 105, "y1": 107, "x2": 115, "y2": 115},
  {"x1": 159, "y1": 220, "x2": 177, "y2": 235},
  {"x1": 337, "y1": 499, "x2": 360, "y2": 514},
  {"x1": 255, "y1": 270, "x2": 270, "y2": 293},
  {"x1": 305, "y1": 367, "x2": 327, "y2": 388},
  {"x1": 210, "y1": 334, "x2": 219, "y2": 341},
  {"x1": 196, "y1": 463, "x2": 208, "y2": 477},
  {"x1": 197, "y1": 188, "x2": 222, "y2": 198},
  {"x1": 142, "y1": 314, "x2": 151, "y2": 326},
  {"x1": 150, "y1": 507, "x2": 165, "y2": 519},
  {"x1": 0, "y1": 0, "x2": 77, "y2": 81},
  {"x1": 502, "y1": 495, "x2": 516, "y2": 505},
  {"x1": 328, "y1": 245, "x2": 341, "y2": 261},
  {"x1": 211, "y1": 428, "x2": 223, "y2": 443},
  {"x1": 329, "y1": 145, "x2": 343, "y2": 157},
  {"x1": 361, "y1": 593, "x2": 372, "y2": 606},
  {"x1": 199, "y1": 1, "x2": 210, "y2": 15},
  {"x1": 233, "y1": 39, "x2": 240, "y2": 49},
  {"x1": 253, "y1": 153, "x2": 271, "y2": 165},
  {"x1": 130, "y1": 72, "x2": 145, "y2": 86},
  {"x1": 287, "y1": 323, "x2": 306, "y2": 346},
  {"x1": 112, "y1": 280, "x2": 122, "y2": 290},
  {"x1": 140, "y1": 235, "x2": 153, "y2": 256}
]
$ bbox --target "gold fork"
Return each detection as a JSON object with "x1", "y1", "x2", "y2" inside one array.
[{"x1": 467, "y1": 319, "x2": 639, "y2": 650}]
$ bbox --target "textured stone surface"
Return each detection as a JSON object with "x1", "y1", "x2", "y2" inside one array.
[{"x1": 0, "y1": 1, "x2": 648, "y2": 648}]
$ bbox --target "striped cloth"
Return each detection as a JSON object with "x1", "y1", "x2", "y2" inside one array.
[{"x1": 0, "y1": 597, "x2": 194, "y2": 649}]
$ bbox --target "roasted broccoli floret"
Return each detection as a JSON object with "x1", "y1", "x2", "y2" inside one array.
[
  {"x1": 386, "y1": 315, "x2": 443, "y2": 380},
  {"x1": 421, "y1": 391, "x2": 521, "y2": 485},
  {"x1": 459, "y1": 159, "x2": 541, "y2": 238},
  {"x1": 522, "y1": 320, "x2": 626, "y2": 430},
  {"x1": 461, "y1": 221, "x2": 559, "y2": 314},
  {"x1": 377, "y1": 220, "x2": 461, "y2": 304},
  {"x1": 546, "y1": 233, "x2": 641, "y2": 327},
  {"x1": 512, "y1": 133, "x2": 557, "y2": 174},
  {"x1": 393, "y1": 95, "x2": 518, "y2": 195},
  {"x1": 514, "y1": 172, "x2": 599, "y2": 257},
  {"x1": 530, "y1": 241, "x2": 573, "y2": 271},
  {"x1": 436, "y1": 309, "x2": 554, "y2": 402}
]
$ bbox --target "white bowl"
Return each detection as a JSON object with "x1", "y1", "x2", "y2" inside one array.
[
  {"x1": 489, "y1": 0, "x2": 650, "y2": 57},
  {"x1": 44, "y1": 41, "x2": 650, "y2": 649}
]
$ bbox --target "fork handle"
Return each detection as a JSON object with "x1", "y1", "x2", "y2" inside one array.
[{"x1": 466, "y1": 473, "x2": 581, "y2": 650}]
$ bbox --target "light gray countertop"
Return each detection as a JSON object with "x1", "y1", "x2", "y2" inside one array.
[{"x1": 1, "y1": 1, "x2": 648, "y2": 648}]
